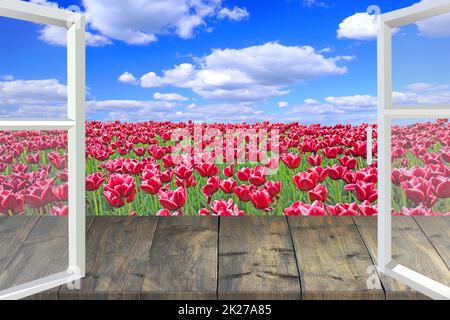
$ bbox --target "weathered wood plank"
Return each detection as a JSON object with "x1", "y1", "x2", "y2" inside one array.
[
  {"x1": 59, "y1": 217, "x2": 157, "y2": 300},
  {"x1": 218, "y1": 217, "x2": 300, "y2": 300},
  {"x1": 141, "y1": 217, "x2": 218, "y2": 300},
  {"x1": 0, "y1": 217, "x2": 68, "y2": 299},
  {"x1": 0, "y1": 217, "x2": 39, "y2": 273},
  {"x1": 414, "y1": 216, "x2": 450, "y2": 269},
  {"x1": 289, "y1": 217, "x2": 384, "y2": 300},
  {"x1": 353, "y1": 216, "x2": 449, "y2": 300},
  {"x1": 23, "y1": 216, "x2": 95, "y2": 300}
]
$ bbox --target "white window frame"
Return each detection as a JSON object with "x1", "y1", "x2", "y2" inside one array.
[
  {"x1": 0, "y1": 0, "x2": 85, "y2": 300},
  {"x1": 377, "y1": 0, "x2": 450, "y2": 300}
]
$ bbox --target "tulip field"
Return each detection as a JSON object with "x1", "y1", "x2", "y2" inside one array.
[{"x1": 0, "y1": 119, "x2": 448, "y2": 216}]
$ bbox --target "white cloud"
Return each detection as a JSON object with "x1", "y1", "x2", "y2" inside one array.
[
  {"x1": 0, "y1": 78, "x2": 67, "y2": 106},
  {"x1": 218, "y1": 7, "x2": 249, "y2": 21},
  {"x1": 153, "y1": 92, "x2": 188, "y2": 101},
  {"x1": 304, "y1": 98, "x2": 319, "y2": 105},
  {"x1": 33, "y1": 0, "x2": 249, "y2": 46},
  {"x1": 337, "y1": 13, "x2": 378, "y2": 40},
  {"x1": 128, "y1": 42, "x2": 349, "y2": 102},
  {"x1": 82, "y1": 0, "x2": 248, "y2": 45},
  {"x1": 118, "y1": 72, "x2": 138, "y2": 85},
  {"x1": 325, "y1": 94, "x2": 377, "y2": 107},
  {"x1": 87, "y1": 99, "x2": 174, "y2": 111},
  {"x1": 278, "y1": 101, "x2": 289, "y2": 108},
  {"x1": 416, "y1": 0, "x2": 450, "y2": 38}
]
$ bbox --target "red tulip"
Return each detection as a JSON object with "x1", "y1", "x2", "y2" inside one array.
[
  {"x1": 432, "y1": 177, "x2": 450, "y2": 198},
  {"x1": 223, "y1": 165, "x2": 234, "y2": 177},
  {"x1": 344, "y1": 181, "x2": 377, "y2": 203},
  {"x1": 0, "y1": 191, "x2": 24, "y2": 215},
  {"x1": 249, "y1": 189, "x2": 272, "y2": 211},
  {"x1": 48, "y1": 152, "x2": 67, "y2": 170},
  {"x1": 322, "y1": 147, "x2": 339, "y2": 159},
  {"x1": 198, "y1": 208, "x2": 210, "y2": 216},
  {"x1": 140, "y1": 176, "x2": 162, "y2": 195},
  {"x1": 327, "y1": 165, "x2": 347, "y2": 180},
  {"x1": 173, "y1": 164, "x2": 193, "y2": 179},
  {"x1": 236, "y1": 167, "x2": 251, "y2": 181},
  {"x1": 26, "y1": 153, "x2": 40, "y2": 164},
  {"x1": 51, "y1": 204, "x2": 68, "y2": 216},
  {"x1": 326, "y1": 203, "x2": 358, "y2": 216},
  {"x1": 220, "y1": 178, "x2": 237, "y2": 194},
  {"x1": 160, "y1": 170, "x2": 174, "y2": 183},
  {"x1": 158, "y1": 187, "x2": 186, "y2": 211},
  {"x1": 196, "y1": 163, "x2": 219, "y2": 177},
  {"x1": 85, "y1": 172, "x2": 105, "y2": 191},
  {"x1": 175, "y1": 175, "x2": 196, "y2": 188},
  {"x1": 0, "y1": 163, "x2": 7, "y2": 173},
  {"x1": 281, "y1": 153, "x2": 301, "y2": 169},
  {"x1": 307, "y1": 154, "x2": 322, "y2": 167},
  {"x1": 162, "y1": 154, "x2": 175, "y2": 168},
  {"x1": 358, "y1": 201, "x2": 378, "y2": 216},
  {"x1": 338, "y1": 156, "x2": 357, "y2": 170},
  {"x1": 292, "y1": 171, "x2": 318, "y2": 191},
  {"x1": 24, "y1": 184, "x2": 57, "y2": 209},
  {"x1": 233, "y1": 184, "x2": 255, "y2": 202},
  {"x1": 202, "y1": 176, "x2": 220, "y2": 197},
  {"x1": 52, "y1": 183, "x2": 68, "y2": 201},
  {"x1": 284, "y1": 201, "x2": 325, "y2": 216},
  {"x1": 265, "y1": 181, "x2": 281, "y2": 197},
  {"x1": 134, "y1": 147, "x2": 146, "y2": 157},
  {"x1": 103, "y1": 174, "x2": 136, "y2": 208},
  {"x1": 248, "y1": 166, "x2": 266, "y2": 186},
  {"x1": 308, "y1": 184, "x2": 328, "y2": 202},
  {"x1": 210, "y1": 198, "x2": 245, "y2": 216},
  {"x1": 309, "y1": 166, "x2": 328, "y2": 182}
]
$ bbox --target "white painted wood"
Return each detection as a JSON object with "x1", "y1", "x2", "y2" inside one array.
[
  {"x1": 0, "y1": 272, "x2": 82, "y2": 300},
  {"x1": 0, "y1": 1, "x2": 86, "y2": 300},
  {"x1": 377, "y1": 1, "x2": 450, "y2": 299},
  {"x1": 0, "y1": 0, "x2": 75, "y2": 28},
  {"x1": 67, "y1": 15, "x2": 86, "y2": 277},
  {"x1": 366, "y1": 125, "x2": 373, "y2": 165},
  {"x1": 384, "y1": 108, "x2": 450, "y2": 118},
  {"x1": 383, "y1": 0, "x2": 450, "y2": 28},
  {"x1": 385, "y1": 262, "x2": 450, "y2": 300}
]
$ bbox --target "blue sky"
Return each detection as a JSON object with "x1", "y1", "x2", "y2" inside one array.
[{"x1": 0, "y1": 0, "x2": 449, "y2": 124}]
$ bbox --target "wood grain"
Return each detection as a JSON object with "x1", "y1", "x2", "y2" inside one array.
[
  {"x1": 59, "y1": 217, "x2": 157, "y2": 300},
  {"x1": 0, "y1": 217, "x2": 68, "y2": 299},
  {"x1": 218, "y1": 217, "x2": 300, "y2": 300},
  {"x1": 414, "y1": 216, "x2": 450, "y2": 269},
  {"x1": 141, "y1": 217, "x2": 218, "y2": 300},
  {"x1": 23, "y1": 217, "x2": 95, "y2": 300},
  {"x1": 0, "y1": 217, "x2": 39, "y2": 273},
  {"x1": 289, "y1": 217, "x2": 384, "y2": 300},
  {"x1": 352, "y1": 216, "x2": 449, "y2": 300}
]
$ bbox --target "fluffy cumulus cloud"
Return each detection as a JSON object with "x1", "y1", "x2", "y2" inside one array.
[
  {"x1": 33, "y1": 0, "x2": 249, "y2": 46},
  {"x1": 118, "y1": 72, "x2": 139, "y2": 85},
  {"x1": 337, "y1": 13, "x2": 378, "y2": 40},
  {"x1": 126, "y1": 42, "x2": 349, "y2": 102}
]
